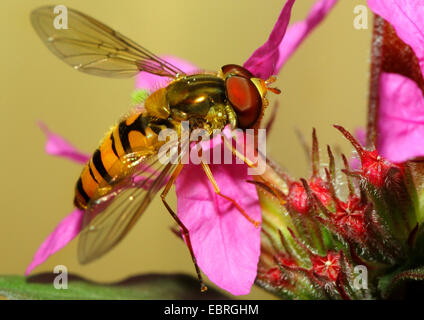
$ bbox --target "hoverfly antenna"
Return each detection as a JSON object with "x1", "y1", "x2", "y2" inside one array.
[
  {"x1": 252, "y1": 76, "x2": 282, "y2": 98},
  {"x1": 264, "y1": 76, "x2": 281, "y2": 95}
]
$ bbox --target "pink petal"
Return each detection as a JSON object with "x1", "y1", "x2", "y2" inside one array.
[
  {"x1": 368, "y1": 0, "x2": 424, "y2": 72},
  {"x1": 349, "y1": 127, "x2": 366, "y2": 170},
  {"x1": 243, "y1": 0, "x2": 296, "y2": 79},
  {"x1": 377, "y1": 72, "x2": 424, "y2": 162},
  {"x1": 355, "y1": 127, "x2": 367, "y2": 147},
  {"x1": 38, "y1": 122, "x2": 90, "y2": 164},
  {"x1": 25, "y1": 209, "x2": 84, "y2": 275},
  {"x1": 136, "y1": 55, "x2": 200, "y2": 91},
  {"x1": 276, "y1": 0, "x2": 338, "y2": 72},
  {"x1": 350, "y1": 157, "x2": 361, "y2": 171},
  {"x1": 175, "y1": 144, "x2": 261, "y2": 295}
]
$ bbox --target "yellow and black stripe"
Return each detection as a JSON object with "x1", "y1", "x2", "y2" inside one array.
[{"x1": 74, "y1": 111, "x2": 173, "y2": 210}]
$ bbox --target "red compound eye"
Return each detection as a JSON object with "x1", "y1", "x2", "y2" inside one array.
[
  {"x1": 225, "y1": 75, "x2": 262, "y2": 129},
  {"x1": 221, "y1": 64, "x2": 254, "y2": 79}
]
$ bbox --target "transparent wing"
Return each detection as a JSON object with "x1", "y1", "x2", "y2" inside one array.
[
  {"x1": 78, "y1": 138, "x2": 188, "y2": 264},
  {"x1": 31, "y1": 6, "x2": 185, "y2": 78}
]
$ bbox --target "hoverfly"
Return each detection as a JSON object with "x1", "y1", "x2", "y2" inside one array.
[{"x1": 31, "y1": 6, "x2": 280, "y2": 291}]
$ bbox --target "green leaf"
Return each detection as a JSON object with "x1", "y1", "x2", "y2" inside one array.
[{"x1": 0, "y1": 273, "x2": 230, "y2": 300}]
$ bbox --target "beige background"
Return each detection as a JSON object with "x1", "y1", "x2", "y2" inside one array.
[{"x1": 1, "y1": 0, "x2": 371, "y2": 299}]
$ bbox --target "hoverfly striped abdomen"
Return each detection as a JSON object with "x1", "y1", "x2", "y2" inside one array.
[{"x1": 74, "y1": 111, "x2": 174, "y2": 210}]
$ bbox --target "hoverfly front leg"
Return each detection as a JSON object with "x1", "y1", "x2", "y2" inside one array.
[
  {"x1": 160, "y1": 162, "x2": 208, "y2": 292},
  {"x1": 200, "y1": 162, "x2": 260, "y2": 228},
  {"x1": 221, "y1": 135, "x2": 286, "y2": 206}
]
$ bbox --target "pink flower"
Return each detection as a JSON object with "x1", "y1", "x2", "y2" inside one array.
[
  {"x1": 37, "y1": 122, "x2": 90, "y2": 164},
  {"x1": 176, "y1": 144, "x2": 262, "y2": 295},
  {"x1": 27, "y1": 0, "x2": 338, "y2": 295},
  {"x1": 368, "y1": 0, "x2": 424, "y2": 162},
  {"x1": 25, "y1": 209, "x2": 84, "y2": 276}
]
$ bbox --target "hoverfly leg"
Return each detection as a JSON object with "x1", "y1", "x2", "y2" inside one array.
[
  {"x1": 221, "y1": 135, "x2": 286, "y2": 206},
  {"x1": 200, "y1": 162, "x2": 260, "y2": 228},
  {"x1": 160, "y1": 162, "x2": 208, "y2": 293}
]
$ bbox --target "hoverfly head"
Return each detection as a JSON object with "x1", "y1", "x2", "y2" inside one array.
[{"x1": 221, "y1": 64, "x2": 281, "y2": 129}]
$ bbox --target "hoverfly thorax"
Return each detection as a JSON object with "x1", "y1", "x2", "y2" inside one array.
[
  {"x1": 145, "y1": 74, "x2": 236, "y2": 133},
  {"x1": 221, "y1": 64, "x2": 281, "y2": 129}
]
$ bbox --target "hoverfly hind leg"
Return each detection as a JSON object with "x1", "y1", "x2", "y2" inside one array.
[{"x1": 160, "y1": 162, "x2": 208, "y2": 292}]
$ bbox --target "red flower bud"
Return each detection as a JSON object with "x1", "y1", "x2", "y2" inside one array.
[
  {"x1": 334, "y1": 125, "x2": 403, "y2": 187},
  {"x1": 278, "y1": 255, "x2": 298, "y2": 268},
  {"x1": 309, "y1": 177, "x2": 332, "y2": 206},
  {"x1": 288, "y1": 182, "x2": 309, "y2": 214},
  {"x1": 310, "y1": 251, "x2": 341, "y2": 281},
  {"x1": 332, "y1": 196, "x2": 366, "y2": 235},
  {"x1": 361, "y1": 150, "x2": 401, "y2": 187},
  {"x1": 266, "y1": 267, "x2": 283, "y2": 284},
  {"x1": 288, "y1": 178, "x2": 331, "y2": 214}
]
